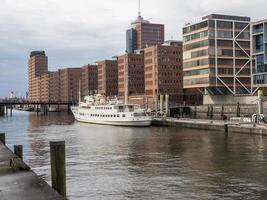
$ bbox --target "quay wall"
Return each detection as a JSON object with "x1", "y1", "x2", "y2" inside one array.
[
  {"x1": 152, "y1": 119, "x2": 267, "y2": 135},
  {"x1": 187, "y1": 104, "x2": 260, "y2": 120}
]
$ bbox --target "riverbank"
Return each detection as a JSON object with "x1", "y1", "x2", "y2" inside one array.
[
  {"x1": 152, "y1": 118, "x2": 267, "y2": 135},
  {"x1": 0, "y1": 136, "x2": 63, "y2": 200}
]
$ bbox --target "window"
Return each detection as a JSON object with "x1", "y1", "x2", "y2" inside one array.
[
  {"x1": 255, "y1": 35, "x2": 264, "y2": 52},
  {"x1": 122, "y1": 114, "x2": 126, "y2": 117}
]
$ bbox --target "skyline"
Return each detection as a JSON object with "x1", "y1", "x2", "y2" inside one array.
[{"x1": 0, "y1": 0, "x2": 266, "y2": 97}]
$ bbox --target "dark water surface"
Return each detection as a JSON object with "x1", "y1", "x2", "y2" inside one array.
[{"x1": 1, "y1": 111, "x2": 267, "y2": 199}]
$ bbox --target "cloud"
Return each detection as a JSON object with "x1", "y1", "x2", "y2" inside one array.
[{"x1": 0, "y1": 0, "x2": 266, "y2": 97}]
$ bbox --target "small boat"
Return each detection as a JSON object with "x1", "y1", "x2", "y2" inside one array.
[{"x1": 71, "y1": 95, "x2": 152, "y2": 127}]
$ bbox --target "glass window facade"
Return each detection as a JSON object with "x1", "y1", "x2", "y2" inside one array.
[
  {"x1": 183, "y1": 30, "x2": 208, "y2": 42},
  {"x1": 183, "y1": 21, "x2": 208, "y2": 34},
  {"x1": 255, "y1": 34, "x2": 264, "y2": 52},
  {"x1": 126, "y1": 28, "x2": 137, "y2": 53},
  {"x1": 184, "y1": 68, "x2": 211, "y2": 76}
]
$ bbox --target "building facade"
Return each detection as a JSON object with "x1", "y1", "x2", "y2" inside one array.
[
  {"x1": 58, "y1": 68, "x2": 82, "y2": 102},
  {"x1": 49, "y1": 71, "x2": 61, "y2": 102},
  {"x1": 97, "y1": 60, "x2": 118, "y2": 96},
  {"x1": 144, "y1": 43, "x2": 183, "y2": 107},
  {"x1": 81, "y1": 65, "x2": 98, "y2": 98},
  {"x1": 117, "y1": 53, "x2": 144, "y2": 99},
  {"x1": 126, "y1": 14, "x2": 164, "y2": 53},
  {"x1": 252, "y1": 19, "x2": 267, "y2": 88},
  {"x1": 28, "y1": 51, "x2": 48, "y2": 101},
  {"x1": 183, "y1": 14, "x2": 254, "y2": 96}
]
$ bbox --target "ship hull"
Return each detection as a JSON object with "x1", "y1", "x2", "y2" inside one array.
[
  {"x1": 71, "y1": 106, "x2": 152, "y2": 127},
  {"x1": 74, "y1": 117, "x2": 152, "y2": 127}
]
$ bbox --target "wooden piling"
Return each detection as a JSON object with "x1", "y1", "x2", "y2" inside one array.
[
  {"x1": 224, "y1": 124, "x2": 228, "y2": 135},
  {"x1": 14, "y1": 145, "x2": 23, "y2": 160},
  {"x1": 50, "y1": 141, "x2": 66, "y2": 197},
  {"x1": 0, "y1": 133, "x2": 5, "y2": 145},
  {"x1": 10, "y1": 104, "x2": 12, "y2": 117}
]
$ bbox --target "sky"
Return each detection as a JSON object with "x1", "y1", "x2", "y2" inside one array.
[{"x1": 0, "y1": 0, "x2": 266, "y2": 97}]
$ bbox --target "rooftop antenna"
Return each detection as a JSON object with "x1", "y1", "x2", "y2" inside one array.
[{"x1": 138, "y1": 0, "x2": 141, "y2": 17}]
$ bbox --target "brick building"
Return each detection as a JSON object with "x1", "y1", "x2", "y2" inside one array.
[
  {"x1": 81, "y1": 65, "x2": 98, "y2": 98},
  {"x1": 117, "y1": 53, "x2": 144, "y2": 99},
  {"x1": 28, "y1": 51, "x2": 48, "y2": 101},
  {"x1": 58, "y1": 68, "x2": 82, "y2": 102},
  {"x1": 144, "y1": 42, "x2": 183, "y2": 107},
  {"x1": 97, "y1": 60, "x2": 118, "y2": 96}
]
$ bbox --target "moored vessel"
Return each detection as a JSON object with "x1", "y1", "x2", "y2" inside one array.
[{"x1": 71, "y1": 95, "x2": 152, "y2": 127}]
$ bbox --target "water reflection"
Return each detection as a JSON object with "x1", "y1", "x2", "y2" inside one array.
[{"x1": 1, "y1": 111, "x2": 267, "y2": 199}]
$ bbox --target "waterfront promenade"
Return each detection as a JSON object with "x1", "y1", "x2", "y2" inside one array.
[{"x1": 0, "y1": 136, "x2": 62, "y2": 200}]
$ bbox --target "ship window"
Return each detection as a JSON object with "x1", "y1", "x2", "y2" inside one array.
[
  {"x1": 108, "y1": 115, "x2": 110, "y2": 117},
  {"x1": 123, "y1": 114, "x2": 125, "y2": 117},
  {"x1": 114, "y1": 115, "x2": 116, "y2": 117},
  {"x1": 117, "y1": 114, "x2": 119, "y2": 117}
]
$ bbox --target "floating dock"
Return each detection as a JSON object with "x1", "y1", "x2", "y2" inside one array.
[
  {"x1": 0, "y1": 138, "x2": 63, "y2": 200},
  {"x1": 152, "y1": 118, "x2": 267, "y2": 135}
]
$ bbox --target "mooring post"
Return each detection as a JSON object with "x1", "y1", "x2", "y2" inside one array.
[
  {"x1": 0, "y1": 133, "x2": 5, "y2": 145},
  {"x1": 14, "y1": 145, "x2": 23, "y2": 160},
  {"x1": 10, "y1": 104, "x2": 13, "y2": 117},
  {"x1": 207, "y1": 105, "x2": 210, "y2": 119},
  {"x1": 50, "y1": 141, "x2": 66, "y2": 197},
  {"x1": 5, "y1": 105, "x2": 8, "y2": 116},
  {"x1": 237, "y1": 102, "x2": 240, "y2": 117},
  {"x1": 210, "y1": 105, "x2": 213, "y2": 119},
  {"x1": 37, "y1": 104, "x2": 39, "y2": 116},
  {"x1": 224, "y1": 124, "x2": 228, "y2": 135},
  {"x1": 221, "y1": 105, "x2": 224, "y2": 120}
]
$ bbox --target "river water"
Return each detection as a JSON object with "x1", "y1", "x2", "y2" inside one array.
[{"x1": 1, "y1": 111, "x2": 267, "y2": 199}]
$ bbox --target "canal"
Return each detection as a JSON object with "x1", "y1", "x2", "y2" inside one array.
[{"x1": 1, "y1": 111, "x2": 267, "y2": 199}]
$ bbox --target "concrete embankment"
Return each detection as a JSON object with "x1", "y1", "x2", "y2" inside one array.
[
  {"x1": 152, "y1": 118, "x2": 267, "y2": 135},
  {"x1": 0, "y1": 139, "x2": 63, "y2": 200}
]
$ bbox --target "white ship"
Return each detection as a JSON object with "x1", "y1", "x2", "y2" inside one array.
[{"x1": 71, "y1": 95, "x2": 152, "y2": 127}]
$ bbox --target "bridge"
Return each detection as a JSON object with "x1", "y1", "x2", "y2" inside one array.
[{"x1": 0, "y1": 100, "x2": 76, "y2": 116}]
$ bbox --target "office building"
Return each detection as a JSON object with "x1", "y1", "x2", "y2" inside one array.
[
  {"x1": 126, "y1": 2, "x2": 164, "y2": 53},
  {"x1": 59, "y1": 68, "x2": 82, "y2": 102},
  {"x1": 28, "y1": 51, "x2": 48, "y2": 101},
  {"x1": 252, "y1": 19, "x2": 267, "y2": 88},
  {"x1": 81, "y1": 65, "x2": 98, "y2": 98},
  {"x1": 117, "y1": 53, "x2": 144, "y2": 99},
  {"x1": 49, "y1": 71, "x2": 61, "y2": 102},
  {"x1": 97, "y1": 60, "x2": 118, "y2": 96},
  {"x1": 183, "y1": 14, "x2": 254, "y2": 96},
  {"x1": 144, "y1": 43, "x2": 183, "y2": 107}
]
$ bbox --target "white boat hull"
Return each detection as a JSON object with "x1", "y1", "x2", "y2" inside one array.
[{"x1": 75, "y1": 117, "x2": 152, "y2": 127}]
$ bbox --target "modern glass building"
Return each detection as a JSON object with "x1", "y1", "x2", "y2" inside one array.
[
  {"x1": 126, "y1": 28, "x2": 137, "y2": 53},
  {"x1": 252, "y1": 19, "x2": 267, "y2": 87},
  {"x1": 183, "y1": 14, "x2": 254, "y2": 95}
]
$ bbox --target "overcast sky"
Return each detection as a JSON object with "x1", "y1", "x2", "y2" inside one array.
[{"x1": 0, "y1": 0, "x2": 266, "y2": 97}]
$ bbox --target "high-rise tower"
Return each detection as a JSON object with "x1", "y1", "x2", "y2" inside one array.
[
  {"x1": 28, "y1": 51, "x2": 48, "y2": 101},
  {"x1": 126, "y1": 0, "x2": 164, "y2": 53}
]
